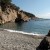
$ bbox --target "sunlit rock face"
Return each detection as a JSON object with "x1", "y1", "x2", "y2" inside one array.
[
  {"x1": 0, "y1": 3, "x2": 36, "y2": 24},
  {"x1": 15, "y1": 11, "x2": 31, "y2": 22},
  {"x1": 0, "y1": 6, "x2": 17, "y2": 24},
  {"x1": 0, "y1": 9, "x2": 30, "y2": 24},
  {"x1": 0, "y1": 6, "x2": 2, "y2": 24},
  {"x1": 0, "y1": 6, "x2": 31, "y2": 24}
]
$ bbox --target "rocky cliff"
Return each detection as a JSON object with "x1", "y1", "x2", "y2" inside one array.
[{"x1": 0, "y1": 3, "x2": 37, "y2": 24}]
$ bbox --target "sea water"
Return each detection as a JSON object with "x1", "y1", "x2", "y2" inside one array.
[{"x1": 0, "y1": 19, "x2": 50, "y2": 35}]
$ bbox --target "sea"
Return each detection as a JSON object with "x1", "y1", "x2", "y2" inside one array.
[{"x1": 0, "y1": 19, "x2": 50, "y2": 35}]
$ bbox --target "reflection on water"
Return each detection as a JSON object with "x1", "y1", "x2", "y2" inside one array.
[
  {"x1": 0, "y1": 22, "x2": 24, "y2": 30},
  {"x1": 0, "y1": 20, "x2": 50, "y2": 34}
]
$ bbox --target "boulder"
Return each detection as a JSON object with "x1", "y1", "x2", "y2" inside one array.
[{"x1": 47, "y1": 30, "x2": 50, "y2": 36}]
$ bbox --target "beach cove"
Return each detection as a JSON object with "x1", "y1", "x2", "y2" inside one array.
[
  {"x1": 0, "y1": 28, "x2": 44, "y2": 50},
  {"x1": 0, "y1": 0, "x2": 50, "y2": 50}
]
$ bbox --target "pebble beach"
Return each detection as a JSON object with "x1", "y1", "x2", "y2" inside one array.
[{"x1": 0, "y1": 29, "x2": 45, "y2": 50}]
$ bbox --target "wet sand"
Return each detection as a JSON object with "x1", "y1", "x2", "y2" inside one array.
[{"x1": 0, "y1": 29, "x2": 45, "y2": 50}]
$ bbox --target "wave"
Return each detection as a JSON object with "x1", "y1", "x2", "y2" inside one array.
[{"x1": 3, "y1": 29, "x2": 46, "y2": 36}]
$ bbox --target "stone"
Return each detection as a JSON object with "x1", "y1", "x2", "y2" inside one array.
[
  {"x1": 47, "y1": 30, "x2": 50, "y2": 36},
  {"x1": 0, "y1": 3, "x2": 36, "y2": 24}
]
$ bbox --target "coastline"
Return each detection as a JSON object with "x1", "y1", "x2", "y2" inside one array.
[
  {"x1": 1, "y1": 28, "x2": 46, "y2": 36},
  {"x1": 0, "y1": 28, "x2": 45, "y2": 50},
  {"x1": 0, "y1": 28, "x2": 46, "y2": 39}
]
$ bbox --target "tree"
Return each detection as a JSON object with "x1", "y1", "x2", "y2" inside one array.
[
  {"x1": 0, "y1": 0, "x2": 12, "y2": 4},
  {"x1": 0, "y1": 0, "x2": 12, "y2": 11}
]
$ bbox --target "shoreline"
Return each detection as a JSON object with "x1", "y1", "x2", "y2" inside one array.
[
  {"x1": 0, "y1": 29, "x2": 43, "y2": 50},
  {"x1": 0, "y1": 28, "x2": 46, "y2": 37}
]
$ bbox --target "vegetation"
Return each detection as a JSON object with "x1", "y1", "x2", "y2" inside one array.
[
  {"x1": 9, "y1": 3, "x2": 20, "y2": 11},
  {"x1": 0, "y1": 0, "x2": 36, "y2": 18},
  {"x1": 0, "y1": 0, "x2": 12, "y2": 4},
  {"x1": 0, "y1": 0, "x2": 12, "y2": 11},
  {"x1": 0, "y1": 0, "x2": 20, "y2": 11},
  {"x1": 20, "y1": 10, "x2": 35, "y2": 18}
]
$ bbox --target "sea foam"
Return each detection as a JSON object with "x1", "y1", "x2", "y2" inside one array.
[{"x1": 4, "y1": 29, "x2": 46, "y2": 36}]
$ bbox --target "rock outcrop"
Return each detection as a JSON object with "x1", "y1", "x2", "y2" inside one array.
[
  {"x1": 47, "y1": 30, "x2": 50, "y2": 36},
  {"x1": 0, "y1": 3, "x2": 37, "y2": 24},
  {"x1": 36, "y1": 30, "x2": 50, "y2": 50},
  {"x1": 0, "y1": 5, "x2": 18, "y2": 24}
]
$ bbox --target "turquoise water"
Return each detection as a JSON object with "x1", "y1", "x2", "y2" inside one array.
[{"x1": 0, "y1": 19, "x2": 50, "y2": 34}]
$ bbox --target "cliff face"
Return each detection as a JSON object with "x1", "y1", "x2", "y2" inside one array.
[
  {"x1": 0, "y1": 6, "x2": 17, "y2": 24},
  {"x1": 0, "y1": 3, "x2": 37, "y2": 24}
]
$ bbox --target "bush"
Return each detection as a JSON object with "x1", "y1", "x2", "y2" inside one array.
[
  {"x1": 0, "y1": 0, "x2": 12, "y2": 4},
  {"x1": 0, "y1": 0, "x2": 12, "y2": 11}
]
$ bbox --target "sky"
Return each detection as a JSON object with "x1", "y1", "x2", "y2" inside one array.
[{"x1": 12, "y1": 0, "x2": 50, "y2": 19}]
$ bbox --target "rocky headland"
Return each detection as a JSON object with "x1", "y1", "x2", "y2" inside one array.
[{"x1": 0, "y1": 1, "x2": 37, "y2": 24}]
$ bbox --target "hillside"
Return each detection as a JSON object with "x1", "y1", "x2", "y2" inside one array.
[{"x1": 0, "y1": 1, "x2": 37, "y2": 24}]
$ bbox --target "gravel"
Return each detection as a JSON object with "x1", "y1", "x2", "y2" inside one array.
[{"x1": 0, "y1": 30, "x2": 44, "y2": 50}]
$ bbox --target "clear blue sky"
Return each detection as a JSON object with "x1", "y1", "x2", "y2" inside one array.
[{"x1": 12, "y1": 0, "x2": 50, "y2": 19}]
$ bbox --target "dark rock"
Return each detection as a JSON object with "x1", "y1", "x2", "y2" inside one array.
[
  {"x1": 36, "y1": 30, "x2": 50, "y2": 50},
  {"x1": 47, "y1": 30, "x2": 50, "y2": 36},
  {"x1": 36, "y1": 37, "x2": 49, "y2": 50}
]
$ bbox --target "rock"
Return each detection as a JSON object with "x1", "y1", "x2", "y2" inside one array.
[
  {"x1": 36, "y1": 37, "x2": 49, "y2": 50},
  {"x1": 47, "y1": 30, "x2": 50, "y2": 36},
  {"x1": 15, "y1": 11, "x2": 31, "y2": 22},
  {"x1": 21, "y1": 12, "x2": 31, "y2": 22},
  {"x1": 36, "y1": 30, "x2": 50, "y2": 50},
  {"x1": 15, "y1": 13, "x2": 23, "y2": 22},
  {"x1": 0, "y1": 6, "x2": 17, "y2": 24},
  {"x1": 0, "y1": 3, "x2": 37, "y2": 24}
]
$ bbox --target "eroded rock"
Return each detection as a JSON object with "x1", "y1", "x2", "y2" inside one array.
[{"x1": 0, "y1": 3, "x2": 36, "y2": 24}]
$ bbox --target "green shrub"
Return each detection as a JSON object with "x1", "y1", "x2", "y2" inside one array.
[
  {"x1": 0, "y1": 0, "x2": 12, "y2": 4},
  {"x1": 0, "y1": 0, "x2": 12, "y2": 11}
]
